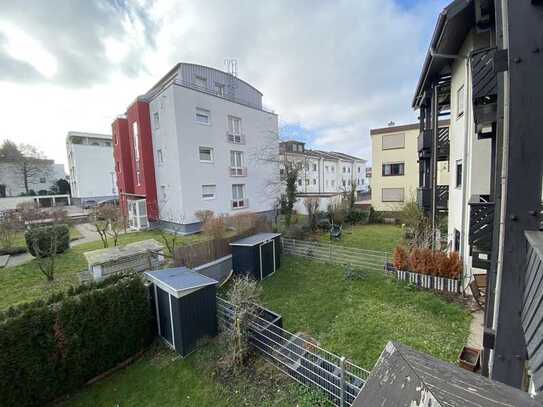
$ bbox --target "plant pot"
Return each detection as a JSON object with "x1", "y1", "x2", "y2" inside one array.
[{"x1": 458, "y1": 346, "x2": 481, "y2": 372}]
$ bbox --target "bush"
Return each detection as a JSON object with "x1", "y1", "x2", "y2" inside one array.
[
  {"x1": 202, "y1": 216, "x2": 227, "y2": 240},
  {"x1": 345, "y1": 209, "x2": 368, "y2": 225},
  {"x1": 195, "y1": 209, "x2": 214, "y2": 225},
  {"x1": 25, "y1": 224, "x2": 70, "y2": 257},
  {"x1": 367, "y1": 206, "x2": 384, "y2": 224},
  {"x1": 284, "y1": 224, "x2": 311, "y2": 240},
  {"x1": 0, "y1": 273, "x2": 154, "y2": 407},
  {"x1": 393, "y1": 246, "x2": 409, "y2": 270}
]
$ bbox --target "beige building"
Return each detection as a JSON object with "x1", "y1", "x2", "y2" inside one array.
[{"x1": 370, "y1": 122, "x2": 448, "y2": 211}]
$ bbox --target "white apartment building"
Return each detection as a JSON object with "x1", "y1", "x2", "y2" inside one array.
[
  {"x1": 66, "y1": 131, "x2": 117, "y2": 205},
  {"x1": 279, "y1": 141, "x2": 367, "y2": 194},
  {"x1": 0, "y1": 158, "x2": 65, "y2": 197},
  {"x1": 142, "y1": 63, "x2": 278, "y2": 233}
]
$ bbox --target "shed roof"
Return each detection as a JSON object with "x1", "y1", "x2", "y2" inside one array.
[
  {"x1": 230, "y1": 233, "x2": 281, "y2": 247},
  {"x1": 145, "y1": 267, "x2": 218, "y2": 299},
  {"x1": 84, "y1": 239, "x2": 164, "y2": 266},
  {"x1": 353, "y1": 341, "x2": 540, "y2": 407}
]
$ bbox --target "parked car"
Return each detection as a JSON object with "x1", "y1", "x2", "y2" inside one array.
[
  {"x1": 97, "y1": 198, "x2": 119, "y2": 207},
  {"x1": 82, "y1": 200, "x2": 98, "y2": 209}
]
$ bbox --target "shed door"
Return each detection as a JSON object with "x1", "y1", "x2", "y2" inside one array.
[
  {"x1": 157, "y1": 288, "x2": 173, "y2": 346},
  {"x1": 260, "y1": 241, "x2": 275, "y2": 279}
]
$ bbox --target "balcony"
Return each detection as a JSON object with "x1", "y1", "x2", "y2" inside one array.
[
  {"x1": 470, "y1": 48, "x2": 498, "y2": 139},
  {"x1": 417, "y1": 186, "x2": 449, "y2": 211},
  {"x1": 229, "y1": 167, "x2": 247, "y2": 177},
  {"x1": 226, "y1": 132, "x2": 246, "y2": 145},
  {"x1": 468, "y1": 194, "x2": 495, "y2": 269},
  {"x1": 417, "y1": 127, "x2": 449, "y2": 161}
]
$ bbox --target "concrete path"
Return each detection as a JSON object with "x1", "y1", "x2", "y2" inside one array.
[
  {"x1": 467, "y1": 309, "x2": 484, "y2": 349},
  {"x1": 4, "y1": 223, "x2": 102, "y2": 268}
]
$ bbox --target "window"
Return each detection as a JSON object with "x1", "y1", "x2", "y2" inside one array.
[
  {"x1": 382, "y1": 188, "x2": 404, "y2": 202},
  {"x1": 153, "y1": 112, "x2": 160, "y2": 129},
  {"x1": 132, "y1": 122, "x2": 140, "y2": 161},
  {"x1": 230, "y1": 151, "x2": 245, "y2": 176},
  {"x1": 104, "y1": 141, "x2": 111, "y2": 147},
  {"x1": 228, "y1": 116, "x2": 242, "y2": 143},
  {"x1": 39, "y1": 177, "x2": 46, "y2": 184},
  {"x1": 202, "y1": 184, "x2": 216, "y2": 200},
  {"x1": 358, "y1": 167, "x2": 361, "y2": 173},
  {"x1": 454, "y1": 229, "x2": 461, "y2": 251},
  {"x1": 157, "y1": 148, "x2": 164, "y2": 164},
  {"x1": 215, "y1": 82, "x2": 225, "y2": 96},
  {"x1": 348, "y1": 167, "x2": 350, "y2": 173},
  {"x1": 312, "y1": 163, "x2": 317, "y2": 171},
  {"x1": 113, "y1": 133, "x2": 117, "y2": 145},
  {"x1": 232, "y1": 184, "x2": 246, "y2": 208},
  {"x1": 382, "y1": 162, "x2": 405, "y2": 176},
  {"x1": 457, "y1": 85, "x2": 465, "y2": 118},
  {"x1": 331, "y1": 167, "x2": 335, "y2": 173},
  {"x1": 313, "y1": 179, "x2": 317, "y2": 185},
  {"x1": 305, "y1": 163, "x2": 309, "y2": 171},
  {"x1": 297, "y1": 145, "x2": 303, "y2": 152},
  {"x1": 382, "y1": 133, "x2": 405, "y2": 150},
  {"x1": 325, "y1": 166, "x2": 329, "y2": 172},
  {"x1": 305, "y1": 179, "x2": 309, "y2": 185},
  {"x1": 195, "y1": 108, "x2": 210, "y2": 124},
  {"x1": 280, "y1": 168, "x2": 285, "y2": 176},
  {"x1": 343, "y1": 167, "x2": 346, "y2": 173},
  {"x1": 456, "y1": 160, "x2": 463, "y2": 188},
  {"x1": 298, "y1": 179, "x2": 302, "y2": 186},
  {"x1": 342, "y1": 179, "x2": 346, "y2": 187},
  {"x1": 199, "y1": 146, "x2": 214, "y2": 162},
  {"x1": 136, "y1": 170, "x2": 141, "y2": 186},
  {"x1": 160, "y1": 185, "x2": 167, "y2": 200},
  {"x1": 195, "y1": 75, "x2": 207, "y2": 88}
]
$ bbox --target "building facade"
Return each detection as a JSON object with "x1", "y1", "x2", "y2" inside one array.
[
  {"x1": 370, "y1": 123, "x2": 448, "y2": 212},
  {"x1": 413, "y1": 0, "x2": 543, "y2": 391},
  {"x1": 0, "y1": 158, "x2": 65, "y2": 197},
  {"x1": 66, "y1": 131, "x2": 117, "y2": 205},
  {"x1": 279, "y1": 141, "x2": 367, "y2": 195},
  {"x1": 113, "y1": 63, "x2": 279, "y2": 233}
]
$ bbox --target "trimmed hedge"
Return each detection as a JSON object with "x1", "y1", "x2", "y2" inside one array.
[
  {"x1": 25, "y1": 224, "x2": 70, "y2": 257},
  {"x1": 0, "y1": 273, "x2": 155, "y2": 407}
]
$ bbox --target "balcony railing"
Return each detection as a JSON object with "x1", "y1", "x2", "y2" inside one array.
[
  {"x1": 417, "y1": 127, "x2": 449, "y2": 161},
  {"x1": 468, "y1": 194, "x2": 495, "y2": 269},
  {"x1": 226, "y1": 132, "x2": 246, "y2": 145},
  {"x1": 417, "y1": 186, "x2": 448, "y2": 211},
  {"x1": 229, "y1": 167, "x2": 247, "y2": 177},
  {"x1": 470, "y1": 48, "x2": 498, "y2": 139}
]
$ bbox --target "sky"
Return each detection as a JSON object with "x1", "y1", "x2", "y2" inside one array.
[{"x1": 0, "y1": 0, "x2": 449, "y2": 169}]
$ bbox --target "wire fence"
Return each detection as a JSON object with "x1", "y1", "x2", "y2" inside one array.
[
  {"x1": 282, "y1": 238, "x2": 391, "y2": 273},
  {"x1": 217, "y1": 297, "x2": 370, "y2": 406}
]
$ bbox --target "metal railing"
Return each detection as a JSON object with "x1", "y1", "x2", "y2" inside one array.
[
  {"x1": 226, "y1": 132, "x2": 246, "y2": 144},
  {"x1": 229, "y1": 167, "x2": 248, "y2": 177},
  {"x1": 217, "y1": 297, "x2": 369, "y2": 406},
  {"x1": 281, "y1": 238, "x2": 390, "y2": 273}
]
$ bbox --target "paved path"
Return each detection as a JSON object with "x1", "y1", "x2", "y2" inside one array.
[
  {"x1": 4, "y1": 223, "x2": 101, "y2": 268},
  {"x1": 467, "y1": 309, "x2": 484, "y2": 349}
]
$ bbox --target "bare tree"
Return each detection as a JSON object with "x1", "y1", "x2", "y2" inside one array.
[
  {"x1": 303, "y1": 197, "x2": 320, "y2": 231},
  {"x1": 12, "y1": 143, "x2": 52, "y2": 195},
  {"x1": 90, "y1": 205, "x2": 121, "y2": 248}
]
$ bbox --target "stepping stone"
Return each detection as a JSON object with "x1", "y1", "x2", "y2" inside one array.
[{"x1": 0, "y1": 255, "x2": 10, "y2": 268}]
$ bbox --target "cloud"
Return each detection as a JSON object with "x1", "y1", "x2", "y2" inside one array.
[{"x1": 0, "y1": 0, "x2": 444, "y2": 167}]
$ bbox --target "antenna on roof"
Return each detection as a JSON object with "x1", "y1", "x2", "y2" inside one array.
[
  {"x1": 224, "y1": 58, "x2": 239, "y2": 97},
  {"x1": 388, "y1": 121, "x2": 395, "y2": 127}
]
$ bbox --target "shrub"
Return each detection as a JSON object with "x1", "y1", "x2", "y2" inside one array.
[
  {"x1": 303, "y1": 197, "x2": 320, "y2": 231},
  {"x1": 228, "y1": 212, "x2": 258, "y2": 233},
  {"x1": 449, "y1": 251, "x2": 462, "y2": 279},
  {"x1": 202, "y1": 216, "x2": 227, "y2": 239},
  {"x1": 195, "y1": 209, "x2": 214, "y2": 225},
  {"x1": 0, "y1": 273, "x2": 154, "y2": 407},
  {"x1": 25, "y1": 224, "x2": 70, "y2": 257},
  {"x1": 368, "y1": 206, "x2": 384, "y2": 224},
  {"x1": 284, "y1": 224, "x2": 311, "y2": 240},
  {"x1": 393, "y1": 246, "x2": 409, "y2": 270},
  {"x1": 346, "y1": 209, "x2": 368, "y2": 225}
]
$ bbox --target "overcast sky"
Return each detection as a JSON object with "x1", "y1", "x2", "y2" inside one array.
[{"x1": 0, "y1": 0, "x2": 448, "y2": 169}]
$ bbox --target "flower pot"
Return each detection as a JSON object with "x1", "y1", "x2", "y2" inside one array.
[{"x1": 458, "y1": 346, "x2": 481, "y2": 372}]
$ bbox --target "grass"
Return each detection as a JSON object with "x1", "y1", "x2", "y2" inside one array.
[
  {"x1": 0, "y1": 229, "x2": 204, "y2": 311},
  {"x1": 60, "y1": 341, "x2": 327, "y2": 407},
  {"x1": 261, "y1": 256, "x2": 471, "y2": 369},
  {"x1": 319, "y1": 224, "x2": 403, "y2": 252}
]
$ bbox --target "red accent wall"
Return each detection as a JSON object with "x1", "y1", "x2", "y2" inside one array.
[
  {"x1": 112, "y1": 117, "x2": 133, "y2": 217},
  {"x1": 125, "y1": 100, "x2": 159, "y2": 221}
]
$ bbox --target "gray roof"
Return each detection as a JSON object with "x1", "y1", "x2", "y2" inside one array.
[
  {"x1": 230, "y1": 233, "x2": 281, "y2": 247},
  {"x1": 145, "y1": 267, "x2": 218, "y2": 298},
  {"x1": 353, "y1": 341, "x2": 541, "y2": 407}
]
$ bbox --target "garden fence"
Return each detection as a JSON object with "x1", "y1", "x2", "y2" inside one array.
[
  {"x1": 282, "y1": 238, "x2": 390, "y2": 273},
  {"x1": 217, "y1": 297, "x2": 370, "y2": 406}
]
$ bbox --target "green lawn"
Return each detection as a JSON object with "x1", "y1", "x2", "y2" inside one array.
[
  {"x1": 261, "y1": 256, "x2": 471, "y2": 369},
  {"x1": 0, "y1": 230, "x2": 204, "y2": 311},
  {"x1": 319, "y1": 224, "x2": 403, "y2": 252}
]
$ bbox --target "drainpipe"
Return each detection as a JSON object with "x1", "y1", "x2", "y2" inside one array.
[
  {"x1": 489, "y1": 0, "x2": 510, "y2": 377},
  {"x1": 460, "y1": 56, "x2": 471, "y2": 281}
]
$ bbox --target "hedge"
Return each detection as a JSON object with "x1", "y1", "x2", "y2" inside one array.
[
  {"x1": 25, "y1": 224, "x2": 70, "y2": 257},
  {"x1": 0, "y1": 273, "x2": 155, "y2": 407}
]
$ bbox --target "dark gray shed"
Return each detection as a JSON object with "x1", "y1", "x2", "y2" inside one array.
[
  {"x1": 145, "y1": 267, "x2": 218, "y2": 357},
  {"x1": 230, "y1": 233, "x2": 281, "y2": 280}
]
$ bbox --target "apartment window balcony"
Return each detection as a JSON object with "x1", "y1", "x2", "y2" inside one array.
[
  {"x1": 226, "y1": 132, "x2": 246, "y2": 145},
  {"x1": 231, "y1": 198, "x2": 249, "y2": 209},
  {"x1": 468, "y1": 194, "x2": 495, "y2": 269},
  {"x1": 417, "y1": 127, "x2": 449, "y2": 161},
  {"x1": 417, "y1": 186, "x2": 448, "y2": 211},
  {"x1": 470, "y1": 48, "x2": 498, "y2": 139},
  {"x1": 229, "y1": 167, "x2": 247, "y2": 177}
]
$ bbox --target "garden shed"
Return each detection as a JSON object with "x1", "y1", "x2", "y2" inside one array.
[
  {"x1": 230, "y1": 233, "x2": 281, "y2": 281},
  {"x1": 145, "y1": 267, "x2": 218, "y2": 357}
]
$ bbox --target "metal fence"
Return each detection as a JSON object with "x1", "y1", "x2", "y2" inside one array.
[
  {"x1": 282, "y1": 238, "x2": 390, "y2": 273},
  {"x1": 217, "y1": 297, "x2": 370, "y2": 406}
]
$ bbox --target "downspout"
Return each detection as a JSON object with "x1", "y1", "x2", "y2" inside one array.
[
  {"x1": 489, "y1": 0, "x2": 510, "y2": 377},
  {"x1": 460, "y1": 56, "x2": 471, "y2": 286}
]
